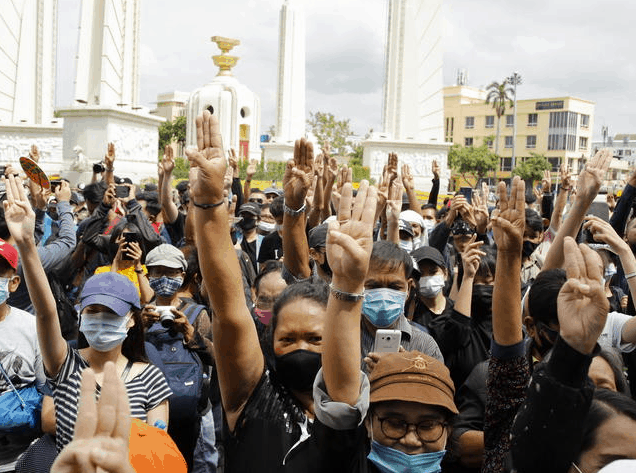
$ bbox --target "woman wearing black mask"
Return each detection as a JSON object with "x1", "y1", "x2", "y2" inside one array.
[
  {"x1": 430, "y1": 238, "x2": 497, "y2": 388},
  {"x1": 187, "y1": 113, "x2": 330, "y2": 473}
]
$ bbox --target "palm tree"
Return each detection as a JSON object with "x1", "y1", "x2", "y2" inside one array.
[{"x1": 485, "y1": 80, "x2": 515, "y2": 158}]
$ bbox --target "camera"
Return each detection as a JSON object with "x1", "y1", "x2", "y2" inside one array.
[
  {"x1": 155, "y1": 306, "x2": 176, "y2": 328},
  {"x1": 93, "y1": 162, "x2": 105, "y2": 173}
]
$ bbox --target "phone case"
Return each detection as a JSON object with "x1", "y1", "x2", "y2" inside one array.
[{"x1": 374, "y1": 329, "x2": 401, "y2": 353}]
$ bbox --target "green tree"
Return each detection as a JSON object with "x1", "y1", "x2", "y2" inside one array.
[
  {"x1": 448, "y1": 143, "x2": 499, "y2": 187},
  {"x1": 158, "y1": 120, "x2": 174, "y2": 151},
  {"x1": 512, "y1": 152, "x2": 551, "y2": 182},
  {"x1": 307, "y1": 111, "x2": 353, "y2": 156},
  {"x1": 158, "y1": 116, "x2": 187, "y2": 152},
  {"x1": 485, "y1": 80, "x2": 514, "y2": 157},
  {"x1": 173, "y1": 157, "x2": 190, "y2": 180}
]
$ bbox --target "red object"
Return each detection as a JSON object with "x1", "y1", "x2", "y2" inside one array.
[{"x1": 0, "y1": 239, "x2": 19, "y2": 269}]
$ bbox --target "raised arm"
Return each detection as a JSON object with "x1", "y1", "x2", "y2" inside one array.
[
  {"x1": 401, "y1": 163, "x2": 420, "y2": 212},
  {"x1": 428, "y1": 160, "x2": 441, "y2": 206},
  {"x1": 321, "y1": 149, "x2": 338, "y2": 222},
  {"x1": 185, "y1": 111, "x2": 263, "y2": 430},
  {"x1": 4, "y1": 175, "x2": 67, "y2": 377},
  {"x1": 550, "y1": 162, "x2": 571, "y2": 232},
  {"x1": 243, "y1": 158, "x2": 257, "y2": 203},
  {"x1": 104, "y1": 142, "x2": 116, "y2": 186},
  {"x1": 159, "y1": 145, "x2": 179, "y2": 224},
  {"x1": 323, "y1": 180, "x2": 377, "y2": 405},
  {"x1": 385, "y1": 179, "x2": 402, "y2": 244},
  {"x1": 281, "y1": 138, "x2": 314, "y2": 281},
  {"x1": 542, "y1": 148, "x2": 612, "y2": 271},
  {"x1": 453, "y1": 235, "x2": 485, "y2": 317}
]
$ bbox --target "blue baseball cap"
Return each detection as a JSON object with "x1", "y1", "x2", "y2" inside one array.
[{"x1": 79, "y1": 272, "x2": 140, "y2": 317}]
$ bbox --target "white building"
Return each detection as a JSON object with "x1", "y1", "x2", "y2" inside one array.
[{"x1": 187, "y1": 37, "x2": 261, "y2": 162}]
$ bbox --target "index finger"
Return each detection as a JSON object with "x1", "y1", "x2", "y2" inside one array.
[
  {"x1": 563, "y1": 236, "x2": 584, "y2": 281},
  {"x1": 209, "y1": 114, "x2": 223, "y2": 151},
  {"x1": 112, "y1": 365, "x2": 131, "y2": 441},
  {"x1": 74, "y1": 367, "x2": 98, "y2": 439},
  {"x1": 95, "y1": 362, "x2": 119, "y2": 437},
  {"x1": 497, "y1": 181, "x2": 508, "y2": 213},
  {"x1": 338, "y1": 183, "x2": 353, "y2": 222},
  {"x1": 513, "y1": 176, "x2": 525, "y2": 212}
]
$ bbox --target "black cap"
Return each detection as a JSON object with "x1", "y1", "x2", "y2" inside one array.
[
  {"x1": 308, "y1": 223, "x2": 328, "y2": 249},
  {"x1": 398, "y1": 219, "x2": 414, "y2": 237},
  {"x1": 411, "y1": 246, "x2": 446, "y2": 270},
  {"x1": 239, "y1": 202, "x2": 261, "y2": 217}
]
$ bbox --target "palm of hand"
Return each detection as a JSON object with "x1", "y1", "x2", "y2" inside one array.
[
  {"x1": 492, "y1": 208, "x2": 524, "y2": 251},
  {"x1": 327, "y1": 220, "x2": 372, "y2": 281},
  {"x1": 557, "y1": 278, "x2": 608, "y2": 345},
  {"x1": 283, "y1": 162, "x2": 312, "y2": 208},
  {"x1": 4, "y1": 201, "x2": 35, "y2": 242},
  {"x1": 190, "y1": 148, "x2": 226, "y2": 202}
]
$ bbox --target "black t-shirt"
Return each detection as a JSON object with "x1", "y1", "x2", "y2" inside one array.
[
  {"x1": 165, "y1": 212, "x2": 186, "y2": 247},
  {"x1": 258, "y1": 231, "x2": 283, "y2": 264},
  {"x1": 223, "y1": 370, "x2": 323, "y2": 473},
  {"x1": 241, "y1": 237, "x2": 258, "y2": 273},
  {"x1": 412, "y1": 296, "x2": 454, "y2": 331}
]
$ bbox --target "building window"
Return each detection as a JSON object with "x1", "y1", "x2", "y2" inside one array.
[
  {"x1": 618, "y1": 150, "x2": 624, "y2": 156},
  {"x1": 548, "y1": 133, "x2": 577, "y2": 151},
  {"x1": 526, "y1": 136, "x2": 537, "y2": 148},
  {"x1": 465, "y1": 137, "x2": 474, "y2": 147},
  {"x1": 548, "y1": 157, "x2": 561, "y2": 172},
  {"x1": 465, "y1": 116, "x2": 475, "y2": 129},
  {"x1": 624, "y1": 137, "x2": 630, "y2": 146},
  {"x1": 505, "y1": 136, "x2": 513, "y2": 148},
  {"x1": 580, "y1": 114, "x2": 590, "y2": 128},
  {"x1": 627, "y1": 150, "x2": 632, "y2": 156},
  {"x1": 506, "y1": 115, "x2": 514, "y2": 127},
  {"x1": 579, "y1": 137, "x2": 588, "y2": 149},
  {"x1": 445, "y1": 117, "x2": 454, "y2": 142},
  {"x1": 501, "y1": 158, "x2": 512, "y2": 171},
  {"x1": 485, "y1": 116, "x2": 495, "y2": 128},
  {"x1": 528, "y1": 113, "x2": 538, "y2": 126}
]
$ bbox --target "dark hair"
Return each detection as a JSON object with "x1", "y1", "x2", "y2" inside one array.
[
  {"x1": 181, "y1": 245, "x2": 200, "y2": 291},
  {"x1": 436, "y1": 206, "x2": 449, "y2": 220},
  {"x1": 77, "y1": 307, "x2": 148, "y2": 363},
  {"x1": 107, "y1": 220, "x2": 147, "y2": 262},
  {"x1": 528, "y1": 269, "x2": 566, "y2": 325},
  {"x1": 370, "y1": 241, "x2": 413, "y2": 280},
  {"x1": 270, "y1": 196, "x2": 284, "y2": 219},
  {"x1": 83, "y1": 181, "x2": 107, "y2": 205},
  {"x1": 250, "y1": 188, "x2": 264, "y2": 195},
  {"x1": 0, "y1": 206, "x2": 8, "y2": 240},
  {"x1": 525, "y1": 208, "x2": 543, "y2": 235},
  {"x1": 176, "y1": 180, "x2": 189, "y2": 193},
  {"x1": 595, "y1": 348, "x2": 630, "y2": 395},
  {"x1": 136, "y1": 191, "x2": 162, "y2": 218},
  {"x1": 578, "y1": 389, "x2": 636, "y2": 463},
  {"x1": 254, "y1": 260, "x2": 284, "y2": 294},
  {"x1": 270, "y1": 281, "x2": 329, "y2": 339},
  {"x1": 421, "y1": 203, "x2": 436, "y2": 212},
  {"x1": 475, "y1": 245, "x2": 497, "y2": 280}
]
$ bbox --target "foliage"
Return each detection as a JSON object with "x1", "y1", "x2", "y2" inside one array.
[
  {"x1": 349, "y1": 144, "x2": 364, "y2": 167},
  {"x1": 512, "y1": 152, "x2": 551, "y2": 182},
  {"x1": 307, "y1": 111, "x2": 353, "y2": 156},
  {"x1": 351, "y1": 165, "x2": 371, "y2": 182},
  {"x1": 158, "y1": 116, "x2": 187, "y2": 151},
  {"x1": 238, "y1": 157, "x2": 287, "y2": 182},
  {"x1": 448, "y1": 143, "x2": 499, "y2": 187},
  {"x1": 485, "y1": 79, "x2": 515, "y2": 157},
  {"x1": 173, "y1": 157, "x2": 191, "y2": 180}
]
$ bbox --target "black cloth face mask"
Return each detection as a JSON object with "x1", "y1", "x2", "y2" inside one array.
[{"x1": 274, "y1": 349, "x2": 322, "y2": 393}]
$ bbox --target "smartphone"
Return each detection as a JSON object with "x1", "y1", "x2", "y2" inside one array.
[
  {"x1": 51, "y1": 180, "x2": 62, "y2": 192},
  {"x1": 459, "y1": 187, "x2": 473, "y2": 205},
  {"x1": 116, "y1": 185, "x2": 130, "y2": 198},
  {"x1": 122, "y1": 232, "x2": 139, "y2": 260},
  {"x1": 374, "y1": 329, "x2": 401, "y2": 353}
]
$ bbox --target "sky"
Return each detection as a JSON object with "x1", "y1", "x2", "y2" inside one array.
[{"x1": 55, "y1": 0, "x2": 636, "y2": 141}]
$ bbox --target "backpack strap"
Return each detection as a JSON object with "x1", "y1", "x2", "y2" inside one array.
[
  {"x1": 178, "y1": 300, "x2": 206, "y2": 326},
  {"x1": 0, "y1": 359, "x2": 26, "y2": 408}
]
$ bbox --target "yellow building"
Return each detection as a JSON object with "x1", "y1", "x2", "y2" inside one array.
[{"x1": 444, "y1": 85, "x2": 595, "y2": 186}]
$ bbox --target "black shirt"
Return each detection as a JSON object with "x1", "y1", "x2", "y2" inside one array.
[
  {"x1": 241, "y1": 237, "x2": 258, "y2": 273},
  {"x1": 258, "y1": 231, "x2": 284, "y2": 264},
  {"x1": 223, "y1": 370, "x2": 323, "y2": 473}
]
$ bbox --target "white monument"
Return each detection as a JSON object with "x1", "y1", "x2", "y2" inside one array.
[
  {"x1": 0, "y1": 0, "x2": 64, "y2": 171},
  {"x1": 57, "y1": 0, "x2": 163, "y2": 184},
  {"x1": 262, "y1": 0, "x2": 306, "y2": 163},
  {"x1": 187, "y1": 37, "x2": 262, "y2": 162},
  {"x1": 363, "y1": 0, "x2": 450, "y2": 193}
]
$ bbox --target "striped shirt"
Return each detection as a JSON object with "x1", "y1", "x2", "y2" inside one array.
[{"x1": 48, "y1": 348, "x2": 172, "y2": 452}]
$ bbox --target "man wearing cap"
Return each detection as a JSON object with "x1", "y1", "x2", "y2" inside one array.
[
  {"x1": 236, "y1": 202, "x2": 263, "y2": 272},
  {"x1": 258, "y1": 196, "x2": 285, "y2": 268},
  {"x1": 264, "y1": 187, "x2": 283, "y2": 204},
  {"x1": 313, "y1": 193, "x2": 457, "y2": 472},
  {"x1": 0, "y1": 239, "x2": 46, "y2": 471},
  {"x1": 398, "y1": 219, "x2": 415, "y2": 253},
  {"x1": 408, "y1": 246, "x2": 454, "y2": 332}
]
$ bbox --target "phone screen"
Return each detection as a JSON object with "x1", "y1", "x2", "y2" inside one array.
[{"x1": 459, "y1": 187, "x2": 473, "y2": 205}]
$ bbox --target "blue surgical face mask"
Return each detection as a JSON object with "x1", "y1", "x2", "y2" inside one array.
[
  {"x1": 148, "y1": 275, "x2": 183, "y2": 298},
  {"x1": 0, "y1": 277, "x2": 12, "y2": 305},
  {"x1": 368, "y1": 440, "x2": 446, "y2": 473},
  {"x1": 362, "y1": 288, "x2": 407, "y2": 328},
  {"x1": 80, "y1": 312, "x2": 130, "y2": 352},
  {"x1": 399, "y1": 240, "x2": 413, "y2": 253}
]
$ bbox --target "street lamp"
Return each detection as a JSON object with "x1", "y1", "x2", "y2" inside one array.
[{"x1": 507, "y1": 72, "x2": 522, "y2": 170}]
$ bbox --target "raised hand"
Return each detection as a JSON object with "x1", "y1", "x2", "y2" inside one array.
[
  {"x1": 576, "y1": 148, "x2": 612, "y2": 201},
  {"x1": 432, "y1": 159, "x2": 440, "y2": 179},
  {"x1": 386, "y1": 179, "x2": 403, "y2": 224},
  {"x1": 185, "y1": 111, "x2": 227, "y2": 205},
  {"x1": 491, "y1": 176, "x2": 525, "y2": 253},
  {"x1": 161, "y1": 145, "x2": 175, "y2": 176},
  {"x1": 29, "y1": 145, "x2": 40, "y2": 163},
  {"x1": 55, "y1": 180, "x2": 72, "y2": 203},
  {"x1": 103, "y1": 184, "x2": 116, "y2": 207},
  {"x1": 461, "y1": 235, "x2": 485, "y2": 279},
  {"x1": 557, "y1": 238, "x2": 609, "y2": 354},
  {"x1": 560, "y1": 160, "x2": 572, "y2": 190},
  {"x1": 3, "y1": 175, "x2": 35, "y2": 245},
  {"x1": 472, "y1": 191, "x2": 489, "y2": 235},
  {"x1": 246, "y1": 159, "x2": 257, "y2": 180},
  {"x1": 386, "y1": 153, "x2": 398, "y2": 186},
  {"x1": 314, "y1": 152, "x2": 325, "y2": 180},
  {"x1": 583, "y1": 215, "x2": 629, "y2": 253},
  {"x1": 50, "y1": 363, "x2": 134, "y2": 473},
  {"x1": 327, "y1": 181, "x2": 378, "y2": 291},
  {"x1": 283, "y1": 137, "x2": 314, "y2": 210},
  {"x1": 401, "y1": 164, "x2": 415, "y2": 191},
  {"x1": 228, "y1": 148, "x2": 239, "y2": 179},
  {"x1": 119, "y1": 184, "x2": 136, "y2": 205},
  {"x1": 541, "y1": 170, "x2": 551, "y2": 194},
  {"x1": 325, "y1": 153, "x2": 338, "y2": 184},
  {"x1": 105, "y1": 142, "x2": 115, "y2": 170}
]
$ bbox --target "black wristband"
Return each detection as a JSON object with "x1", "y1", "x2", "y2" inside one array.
[{"x1": 192, "y1": 198, "x2": 225, "y2": 209}]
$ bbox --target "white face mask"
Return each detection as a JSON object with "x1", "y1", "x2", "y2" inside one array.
[
  {"x1": 258, "y1": 221, "x2": 276, "y2": 234},
  {"x1": 399, "y1": 239, "x2": 413, "y2": 253},
  {"x1": 80, "y1": 312, "x2": 130, "y2": 352},
  {"x1": 419, "y1": 274, "x2": 445, "y2": 298},
  {"x1": 422, "y1": 219, "x2": 436, "y2": 234}
]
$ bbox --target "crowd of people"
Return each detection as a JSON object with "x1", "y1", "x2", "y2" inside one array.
[{"x1": 1, "y1": 110, "x2": 636, "y2": 472}]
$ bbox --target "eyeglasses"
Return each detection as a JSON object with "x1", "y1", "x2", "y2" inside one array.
[{"x1": 374, "y1": 413, "x2": 448, "y2": 443}]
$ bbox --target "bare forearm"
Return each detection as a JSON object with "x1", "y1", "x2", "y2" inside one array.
[
  {"x1": 321, "y1": 180, "x2": 335, "y2": 222},
  {"x1": 551, "y1": 189, "x2": 568, "y2": 232},
  {"x1": 387, "y1": 218, "x2": 399, "y2": 244},
  {"x1": 407, "y1": 188, "x2": 419, "y2": 212},
  {"x1": 160, "y1": 173, "x2": 179, "y2": 223},
  {"x1": 455, "y1": 275, "x2": 474, "y2": 316},
  {"x1": 493, "y1": 252, "x2": 523, "y2": 345},
  {"x1": 543, "y1": 196, "x2": 592, "y2": 271},
  {"x1": 322, "y1": 278, "x2": 364, "y2": 406},
  {"x1": 282, "y1": 213, "x2": 311, "y2": 279},
  {"x1": 243, "y1": 179, "x2": 251, "y2": 201},
  {"x1": 138, "y1": 273, "x2": 153, "y2": 305},
  {"x1": 105, "y1": 168, "x2": 114, "y2": 186}
]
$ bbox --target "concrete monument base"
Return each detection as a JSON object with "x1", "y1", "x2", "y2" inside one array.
[
  {"x1": 362, "y1": 138, "x2": 451, "y2": 195},
  {"x1": 262, "y1": 141, "x2": 296, "y2": 163},
  {"x1": 56, "y1": 106, "x2": 164, "y2": 185},
  {"x1": 0, "y1": 124, "x2": 64, "y2": 174}
]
